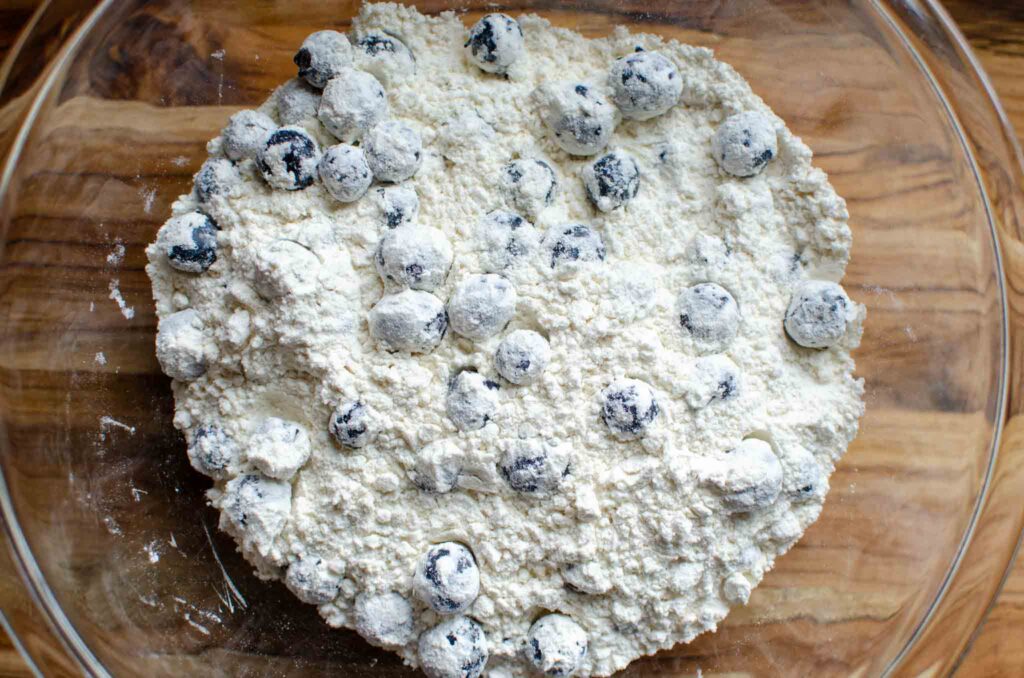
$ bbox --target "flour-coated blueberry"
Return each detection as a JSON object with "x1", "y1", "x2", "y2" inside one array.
[
  {"x1": 494, "y1": 329, "x2": 550, "y2": 384},
  {"x1": 353, "y1": 32, "x2": 416, "y2": 84},
  {"x1": 376, "y1": 225, "x2": 453, "y2": 291},
  {"x1": 294, "y1": 30, "x2": 353, "y2": 89},
  {"x1": 608, "y1": 50, "x2": 682, "y2": 120},
  {"x1": 543, "y1": 224, "x2": 606, "y2": 269},
  {"x1": 582, "y1": 150, "x2": 640, "y2": 212},
  {"x1": 412, "y1": 439, "x2": 463, "y2": 493},
  {"x1": 413, "y1": 542, "x2": 480, "y2": 614},
  {"x1": 539, "y1": 81, "x2": 616, "y2": 156},
  {"x1": 784, "y1": 280, "x2": 852, "y2": 349},
  {"x1": 355, "y1": 591, "x2": 415, "y2": 648},
  {"x1": 465, "y1": 13, "x2": 524, "y2": 73},
  {"x1": 702, "y1": 438, "x2": 783, "y2": 513},
  {"x1": 374, "y1": 185, "x2": 419, "y2": 229},
  {"x1": 328, "y1": 400, "x2": 375, "y2": 448},
  {"x1": 447, "y1": 370, "x2": 500, "y2": 432},
  {"x1": 368, "y1": 289, "x2": 448, "y2": 353},
  {"x1": 219, "y1": 473, "x2": 292, "y2": 553},
  {"x1": 187, "y1": 425, "x2": 241, "y2": 479},
  {"x1": 685, "y1": 355, "x2": 742, "y2": 410},
  {"x1": 256, "y1": 126, "x2": 321, "y2": 191},
  {"x1": 712, "y1": 111, "x2": 778, "y2": 177},
  {"x1": 476, "y1": 210, "x2": 540, "y2": 273},
  {"x1": 276, "y1": 77, "x2": 322, "y2": 124},
  {"x1": 448, "y1": 274, "x2": 517, "y2": 340},
  {"x1": 499, "y1": 439, "x2": 570, "y2": 494},
  {"x1": 364, "y1": 120, "x2": 423, "y2": 182},
  {"x1": 156, "y1": 309, "x2": 208, "y2": 381},
  {"x1": 601, "y1": 378, "x2": 660, "y2": 441},
  {"x1": 222, "y1": 110, "x2": 276, "y2": 161},
  {"x1": 319, "y1": 144, "x2": 373, "y2": 202},
  {"x1": 677, "y1": 283, "x2": 740, "y2": 354},
  {"x1": 159, "y1": 211, "x2": 218, "y2": 273},
  {"x1": 525, "y1": 614, "x2": 588, "y2": 677},
  {"x1": 285, "y1": 555, "x2": 341, "y2": 605},
  {"x1": 418, "y1": 616, "x2": 489, "y2": 678},
  {"x1": 194, "y1": 157, "x2": 241, "y2": 204},
  {"x1": 500, "y1": 158, "x2": 558, "y2": 219},
  {"x1": 318, "y1": 67, "x2": 388, "y2": 143}
]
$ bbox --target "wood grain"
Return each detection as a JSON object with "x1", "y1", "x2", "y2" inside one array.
[{"x1": 0, "y1": 1, "x2": 1021, "y2": 676}]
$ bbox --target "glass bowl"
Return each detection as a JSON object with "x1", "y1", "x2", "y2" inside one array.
[{"x1": 2, "y1": 0, "x2": 1023, "y2": 676}]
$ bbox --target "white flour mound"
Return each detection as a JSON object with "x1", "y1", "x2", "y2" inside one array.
[{"x1": 146, "y1": 4, "x2": 865, "y2": 676}]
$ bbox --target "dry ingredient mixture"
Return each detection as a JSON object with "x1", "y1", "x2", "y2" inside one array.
[{"x1": 146, "y1": 4, "x2": 865, "y2": 676}]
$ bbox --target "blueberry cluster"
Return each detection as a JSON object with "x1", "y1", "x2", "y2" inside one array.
[{"x1": 213, "y1": 29, "x2": 423, "y2": 202}]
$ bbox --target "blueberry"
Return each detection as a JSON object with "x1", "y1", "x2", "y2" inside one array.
[
  {"x1": 712, "y1": 111, "x2": 778, "y2": 177},
  {"x1": 353, "y1": 32, "x2": 416, "y2": 85},
  {"x1": 465, "y1": 13, "x2": 524, "y2": 73},
  {"x1": 256, "y1": 126, "x2": 321, "y2": 191},
  {"x1": 475, "y1": 210, "x2": 539, "y2": 273},
  {"x1": 447, "y1": 370, "x2": 501, "y2": 432},
  {"x1": 276, "y1": 77, "x2": 322, "y2": 125},
  {"x1": 194, "y1": 157, "x2": 241, "y2": 204},
  {"x1": 319, "y1": 144, "x2": 373, "y2": 203},
  {"x1": 499, "y1": 439, "x2": 570, "y2": 494},
  {"x1": 582, "y1": 150, "x2": 640, "y2": 212},
  {"x1": 685, "y1": 355, "x2": 742, "y2": 410},
  {"x1": 685, "y1": 234, "x2": 729, "y2": 275},
  {"x1": 284, "y1": 555, "x2": 341, "y2": 605},
  {"x1": 494, "y1": 330, "x2": 550, "y2": 385},
  {"x1": 701, "y1": 438, "x2": 783, "y2": 513},
  {"x1": 539, "y1": 81, "x2": 616, "y2": 156},
  {"x1": 376, "y1": 225, "x2": 453, "y2": 292},
  {"x1": 418, "y1": 616, "x2": 489, "y2": 678},
  {"x1": 412, "y1": 438, "x2": 463, "y2": 493},
  {"x1": 368, "y1": 289, "x2": 448, "y2": 353},
  {"x1": 159, "y1": 211, "x2": 218, "y2": 273},
  {"x1": 782, "y1": 446, "x2": 823, "y2": 502},
  {"x1": 374, "y1": 185, "x2": 420, "y2": 229},
  {"x1": 561, "y1": 562, "x2": 611, "y2": 595},
  {"x1": 608, "y1": 50, "x2": 682, "y2": 120},
  {"x1": 187, "y1": 425, "x2": 241, "y2": 479},
  {"x1": 218, "y1": 473, "x2": 292, "y2": 554},
  {"x1": 294, "y1": 30, "x2": 353, "y2": 89},
  {"x1": 448, "y1": 274, "x2": 517, "y2": 341},
  {"x1": 221, "y1": 109, "x2": 276, "y2": 161},
  {"x1": 601, "y1": 378, "x2": 660, "y2": 441},
  {"x1": 156, "y1": 309, "x2": 208, "y2": 381},
  {"x1": 412, "y1": 542, "x2": 480, "y2": 614},
  {"x1": 500, "y1": 158, "x2": 558, "y2": 219},
  {"x1": 328, "y1": 400, "x2": 375, "y2": 448},
  {"x1": 677, "y1": 283, "x2": 740, "y2": 354},
  {"x1": 318, "y1": 67, "x2": 388, "y2": 143},
  {"x1": 543, "y1": 224, "x2": 606, "y2": 269},
  {"x1": 525, "y1": 614, "x2": 588, "y2": 677},
  {"x1": 364, "y1": 120, "x2": 423, "y2": 183},
  {"x1": 784, "y1": 280, "x2": 852, "y2": 349},
  {"x1": 247, "y1": 417, "x2": 311, "y2": 481},
  {"x1": 354, "y1": 591, "x2": 414, "y2": 648}
]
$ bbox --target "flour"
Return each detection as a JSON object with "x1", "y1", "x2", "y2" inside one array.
[{"x1": 146, "y1": 4, "x2": 865, "y2": 676}]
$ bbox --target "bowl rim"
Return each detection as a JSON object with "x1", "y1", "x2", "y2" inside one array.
[{"x1": 0, "y1": 0, "x2": 1022, "y2": 675}]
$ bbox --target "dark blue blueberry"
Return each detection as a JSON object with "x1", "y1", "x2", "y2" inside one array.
[
  {"x1": 583, "y1": 150, "x2": 640, "y2": 212},
  {"x1": 164, "y1": 212, "x2": 218, "y2": 273},
  {"x1": 545, "y1": 224, "x2": 606, "y2": 268}
]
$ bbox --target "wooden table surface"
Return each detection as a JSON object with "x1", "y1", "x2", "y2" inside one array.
[{"x1": 0, "y1": 1, "x2": 1022, "y2": 676}]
